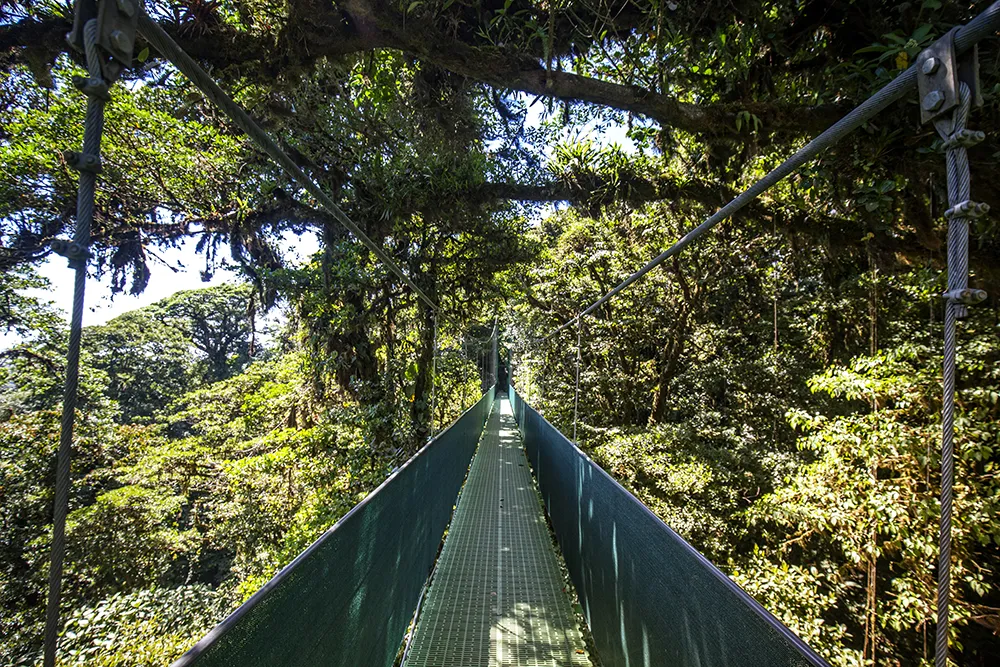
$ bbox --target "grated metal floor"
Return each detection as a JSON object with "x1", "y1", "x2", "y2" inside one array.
[{"x1": 404, "y1": 397, "x2": 590, "y2": 667}]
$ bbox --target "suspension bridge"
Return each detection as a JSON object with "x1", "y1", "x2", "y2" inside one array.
[{"x1": 39, "y1": 1, "x2": 1000, "y2": 666}]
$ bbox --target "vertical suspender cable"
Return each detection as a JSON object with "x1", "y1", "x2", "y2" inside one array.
[
  {"x1": 430, "y1": 314, "x2": 438, "y2": 436},
  {"x1": 933, "y1": 83, "x2": 986, "y2": 667},
  {"x1": 572, "y1": 315, "x2": 582, "y2": 442},
  {"x1": 44, "y1": 19, "x2": 106, "y2": 667},
  {"x1": 491, "y1": 320, "x2": 498, "y2": 389}
]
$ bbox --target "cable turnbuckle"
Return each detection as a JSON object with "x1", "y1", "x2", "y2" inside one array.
[
  {"x1": 944, "y1": 200, "x2": 989, "y2": 219},
  {"x1": 50, "y1": 238, "x2": 93, "y2": 268},
  {"x1": 63, "y1": 150, "x2": 102, "y2": 173}
]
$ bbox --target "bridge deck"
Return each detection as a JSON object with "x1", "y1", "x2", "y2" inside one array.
[{"x1": 403, "y1": 397, "x2": 591, "y2": 667}]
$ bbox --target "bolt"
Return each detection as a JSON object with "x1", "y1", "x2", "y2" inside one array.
[
  {"x1": 921, "y1": 57, "x2": 939, "y2": 75},
  {"x1": 109, "y1": 30, "x2": 131, "y2": 54},
  {"x1": 945, "y1": 288, "x2": 989, "y2": 305},
  {"x1": 116, "y1": 0, "x2": 136, "y2": 17},
  {"x1": 922, "y1": 90, "x2": 945, "y2": 112}
]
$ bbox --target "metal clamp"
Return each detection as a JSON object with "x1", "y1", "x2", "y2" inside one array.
[
  {"x1": 916, "y1": 27, "x2": 982, "y2": 126},
  {"x1": 944, "y1": 200, "x2": 989, "y2": 219},
  {"x1": 63, "y1": 150, "x2": 102, "y2": 173},
  {"x1": 50, "y1": 238, "x2": 93, "y2": 268},
  {"x1": 944, "y1": 288, "x2": 988, "y2": 305},
  {"x1": 941, "y1": 128, "x2": 985, "y2": 150},
  {"x1": 72, "y1": 75, "x2": 111, "y2": 101},
  {"x1": 66, "y1": 0, "x2": 138, "y2": 83}
]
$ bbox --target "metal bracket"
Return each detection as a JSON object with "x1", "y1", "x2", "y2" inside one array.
[
  {"x1": 944, "y1": 288, "x2": 987, "y2": 306},
  {"x1": 63, "y1": 150, "x2": 103, "y2": 173},
  {"x1": 72, "y1": 75, "x2": 111, "y2": 101},
  {"x1": 944, "y1": 200, "x2": 990, "y2": 219},
  {"x1": 50, "y1": 238, "x2": 93, "y2": 268},
  {"x1": 66, "y1": 0, "x2": 138, "y2": 84},
  {"x1": 916, "y1": 27, "x2": 982, "y2": 125}
]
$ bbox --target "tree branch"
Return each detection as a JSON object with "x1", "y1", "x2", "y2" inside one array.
[{"x1": 3, "y1": 6, "x2": 849, "y2": 137}]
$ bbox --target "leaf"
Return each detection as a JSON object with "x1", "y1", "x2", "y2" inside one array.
[
  {"x1": 137, "y1": 47, "x2": 150, "y2": 63},
  {"x1": 912, "y1": 24, "x2": 933, "y2": 43}
]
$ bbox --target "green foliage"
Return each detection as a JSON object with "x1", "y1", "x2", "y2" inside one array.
[
  {"x1": 744, "y1": 331, "x2": 1000, "y2": 664},
  {"x1": 0, "y1": 61, "x2": 247, "y2": 288},
  {"x1": 67, "y1": 486, "x2": 197, "y2": 595},
  {"x1": 153, "y1": 284, "x2": 255, "y2": 382},
  {"x1": 56, "y1": 586, "x2": 230, "y2": 667},
  {"x1": 83, "y1": 310, "x2": 194, "y2": 422},
  {"x1": 0, "y1": 267, "x2": 61, "y2": 336}
]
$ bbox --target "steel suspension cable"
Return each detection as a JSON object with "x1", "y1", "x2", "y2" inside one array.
[
  {"x1": 44, "y1": 18, "x2": 106, "y2": 667},
  {"x1": 544, "y1": 1, "x2": 1000, "y2": 341},
  {"x1": 134, "y1": 12, "x2": 437, "y2": 310},
  {"x1": 933, "y1": 82, "x2": 987, "y2": 667}
]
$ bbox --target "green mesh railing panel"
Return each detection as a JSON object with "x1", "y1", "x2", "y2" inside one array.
[
  {"x1": 508, "y1": 387, "x2": 829, "y2": 667},
  {"x1": 172, "y1": 388, "x2": 495, "y2": 667}
]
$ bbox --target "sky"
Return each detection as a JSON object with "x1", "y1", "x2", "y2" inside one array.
[
  {"x1": 0, "y1": 230, "x2": 318, "y2": 350},
  {"x1": 30, "y1": 230, "x2": 319, "y2": 325}
]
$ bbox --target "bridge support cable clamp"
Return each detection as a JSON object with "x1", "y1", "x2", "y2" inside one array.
[
  {"x1": 45, "y1": 1, "x2": 136, "y2": 665},
  {"x1": 916, "y1": 27, "x2": 988, "y2": 667}
]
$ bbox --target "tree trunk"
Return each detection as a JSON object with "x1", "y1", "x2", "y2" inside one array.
[
  {"x1": 409, "y1": 299, "x2": 436, "y2": 450},
  {"x1": 648, "y1": 328, "x2": 686, "y2": 425},
  {"x1": 648, "y1": 288, "x2": 692, "y2": 425}
]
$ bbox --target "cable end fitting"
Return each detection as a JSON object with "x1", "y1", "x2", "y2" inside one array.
[
  {"x1": 50, "y1": 238, "x2": 92, "y2": 269},
  {"x1": 944, "y1": 200, "x2": 989, "y2": 219},
  {"x1": 72, "y1": 75, "x2": 110, "y2": 101},
  {"x1": 63, "y1": 150, "x2": 102, "y2": 174}
]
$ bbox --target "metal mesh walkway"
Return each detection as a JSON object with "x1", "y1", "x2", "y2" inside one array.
[{"x1": 404, "y1": 397, "x2": 591, "y2": 667}]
